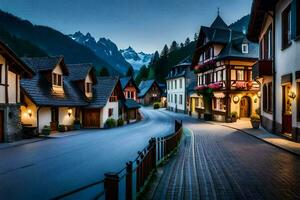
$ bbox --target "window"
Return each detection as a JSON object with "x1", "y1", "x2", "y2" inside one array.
[
  {"x1": 109, "y1": 90, "x2": 118, "y2": 102},
  {"x1": 297, "y1": 0, "x2": 300, "y2": 37},
  {"x1": 86, "y1": 83, "x2": 92, "y2": 93},
  {"x1": 282, "y1": 5, "x2": 292, "y2": 49},
  {"x1": 205, "y1": 48, "x2": 211, "y2": 60},
  {"x1": 174, "y1": 80, "x2": 177, "y2": 89},
  {"x1": 231, "y1": 69, "x2": 236, "y2": 80},
  {"x1": 131, "y1": 91, "x2": 134, "y2": 99},
  {"x1": 242, "y1": 44, "x2": 248, "y2": 53},
  {"x1": 108, "y1": 108, "x2": 113, "y2": 117},
  {"x1": 0, "y1": 64, "x2": 2, "y2": 84},
  {"x1": 217, "y1": 70, "x2": 222, "y2": 81},
  {"x1": 179, "y1": 95, "x2": 183, "y2": 105},
  {"x1": 52, "y1": 73, "x2": 63, "y2": 86},
  {"x1": 171, "y1": 81, "x2": 173, "y2": 89},
  {"x1": 179, "y1": 79, "x2": 183, "y2": 88},
  {"x1": 175, "y1": 94, "x2": 177, "y2": 104},
  {"x1": 237, "y1": 70, "x2": 244, "y2": 81},
  {"x1": 263, "y1": 83, "x2": 273, "y2": 112},
  {"x1": 127, "y1": 91, "x2": 130, "y2": 98}
]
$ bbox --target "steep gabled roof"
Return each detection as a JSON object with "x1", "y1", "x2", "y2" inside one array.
[
  {"x1": 120, "y1": 77, "x2": 139, "y2": 92},
  {"x1": 138, "y1": 79, "x2": 162, "y2": 98},
  {"x1": 247, "y1": 0, "x2": 278, "y2": 42},
  {"x1": 210, "y1": 15, "x2": 229, "y2": 30},
  {"x1": 0, "y1": 41, "x2": 35, "y2": 78},
  {"x1": 22, "y1": 56, "x2": 68, "y2": 75},
  {"x1": 88, "y1": 76, "x2": 123, "y2": 108},
  {"x1": 67, "y1": 63, "x2": 97, "y2": 84},
  {"x1": 21, "y1": 73, "x2": 88, "y2": 107}
]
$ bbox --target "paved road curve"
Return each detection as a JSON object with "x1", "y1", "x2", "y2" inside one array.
[
  {"x1": 153, "y1": 110, "x2": 300, "y2": 200},
  {"x1": 0, "y1": 108, "x2": 175, "y2": 200}
]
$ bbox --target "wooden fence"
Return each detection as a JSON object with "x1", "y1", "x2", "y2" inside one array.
[{"x1": 53, "y1": 120, "x2": 183, "y2": 200}]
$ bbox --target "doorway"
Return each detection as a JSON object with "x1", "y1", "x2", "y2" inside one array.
[
  {"x1": 0, "y1": 110, "x2": 4, "y2": 142},
  {"x1": 282, "y1": 85, "x2": 292, "y2": 136},
  {"x1": 50, "y1": 107, "x2": 59, "y2": 131},
  {"x1": 240, "y1": 96, "x2": 251, "y2": 118}
]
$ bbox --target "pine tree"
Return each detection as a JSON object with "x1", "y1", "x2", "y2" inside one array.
[
  {"x1": 147, "y1": 67, "x2": 155, "y2": 79},
  {"x1": 126, "y1": 66, "x2": 134, "y2": 77},
  {"x1": 99, "y1": 67, "x2": 109, "y2": 76},
  {"x1": 194, "y1": 32, "x2": 199, "y2": 41},
  {"x1": 135, "y1": 65, "x2": 149, "y2": 85},
  {"x1": 180, "y1": 43, "x2": 184, "y2": 48},
  {"x1": 160, "y1": 44, "x2": 169, "y2": 57},
  {"x1": 184, "y1": 37, "x2": 191, "y2": 46},
  {"x1": 169, "y1": 41, "x2": 178, "y2": 52},
  {"x1": 150, "y1": 51, "x2": 159, "y2": 66}
]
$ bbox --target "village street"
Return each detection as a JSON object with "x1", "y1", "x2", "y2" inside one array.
[
  {"x1": 153, "y1": 110, "x2": 300, "y2": 199},
  {"x1": 0, "y1": 107, "x2": 175, "y2": 200},
  {"x1": 2, "y1": 108, "x2": 300, "y2": 200}
]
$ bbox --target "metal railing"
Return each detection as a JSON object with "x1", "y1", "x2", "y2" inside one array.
[{"x1": 52, "y1": 120, "x2": 183, "y2": 200}]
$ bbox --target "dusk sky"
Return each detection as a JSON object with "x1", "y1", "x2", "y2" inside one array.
[{"x1": 1, "y1": 0, "x2": 252, "y2": 53}]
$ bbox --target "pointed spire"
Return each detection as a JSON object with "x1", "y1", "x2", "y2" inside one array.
[{"x1": 210, "y1": 9, "x2": 228, "y2": 30}]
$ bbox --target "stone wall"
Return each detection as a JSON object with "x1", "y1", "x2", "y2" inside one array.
[{"x1": 0, "y1": 104, "x2": 22, "y2": 142}]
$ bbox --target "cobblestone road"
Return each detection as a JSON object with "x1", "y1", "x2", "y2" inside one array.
[{"x1": 153, "y1": 111, "x2": 300, "y2": 200}]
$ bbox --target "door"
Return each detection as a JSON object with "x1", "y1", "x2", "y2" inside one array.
[
  {"x1": 282, "y1": 85, "x2": 292, "y2": 135},
  {"x1": 0, "y1": 111, "x2": 4, "y2": 142},
  {"x1": 50, "y1": 107, "x2": 59, "y2": 131},
  {"x1": 240, "y1": 96, "x2": 250, "y2": 118},
  {"x1": 83, "y1": 109, "x2": 100, "y2": 128}
]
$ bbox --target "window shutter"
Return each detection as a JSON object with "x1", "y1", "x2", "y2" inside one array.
[{"x1": 291, "y1": 0, "x2": 297, "y2": 39}]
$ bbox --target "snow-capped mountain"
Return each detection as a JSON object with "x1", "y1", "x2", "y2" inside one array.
[
  {"x1": 69, "y1": 31, "x2": 132, "y2": 74},
  {"x1": 120, "y1": 47, "x2": 153, "y2": 70}
]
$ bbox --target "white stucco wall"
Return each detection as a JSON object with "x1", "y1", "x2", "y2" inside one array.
[
  {"x1": 58, "y1": 107, "x2": 76, "y2": 126},
  {"x1": 39, "y1": 107, "x2": 51, "y2": 132},
  {"x1": 0, "y1": 54, "x2": 20, "y2": 104},
  {"x1": 167, "y1": 77, "x2": 186, "y2": 111},
  {"x1": 102, "y1": 101, "x2": 119, "y2": 127},
  {"x1": 21, "y1": 96, "x2": 38, "y2": 127}
]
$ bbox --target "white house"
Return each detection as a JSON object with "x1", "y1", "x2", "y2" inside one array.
[
  {"x1": 166, "y1": 59, "x2": 196, "y2": 113},
  {"x1": 248, "y1": 0, "x2": 300, "y2": 141},
  {"x1": 0, "y1": 41, "x2": 34, "y2": 142}
]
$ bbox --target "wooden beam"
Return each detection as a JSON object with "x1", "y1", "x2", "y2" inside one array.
[
  {"x1": 4, "y1": 59, "x2": 8, "y2": 104},
  {"x1": 16, "y1": 73, "x2": 18, "y2": 103}
]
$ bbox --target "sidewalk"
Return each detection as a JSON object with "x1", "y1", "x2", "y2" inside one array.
[
  {"x1": 213, "y1": 118, "x2": 300, "y2": 156},
  {"x1": 0, "y1": 138, "x2": 45, "y2": 150}
]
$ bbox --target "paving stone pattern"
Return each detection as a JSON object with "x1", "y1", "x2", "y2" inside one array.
[{"x1": 153, "y1": 121, "x2": 300, "y2": 200}]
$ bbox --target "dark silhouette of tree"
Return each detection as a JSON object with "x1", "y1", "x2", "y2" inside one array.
[
  {"x1": 169, "y1": 41, "x2": 178, "y2": 52},
  {"x1": 160, "y1": 44, "x2": 169, "y2": 57},
  {"x1": 126, "y1": 66, "x2": 134, "y2": 77},
  {"x1": 184, "y1": 37, "x2": 191, "y2": 46},
  {"x1": 99, "y1": 67, "x2": 109, "y2": 76}
]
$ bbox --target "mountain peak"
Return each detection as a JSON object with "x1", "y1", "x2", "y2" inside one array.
[{"x1": 120, "y1": 47, "x2": 153, "y2": 70}]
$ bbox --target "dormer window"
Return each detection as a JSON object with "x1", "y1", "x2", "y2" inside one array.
[
  {"x1": 242, "y1": 44, "x2": 248, "y2": 54},
  {"x1": 52, "y1": 73, "x2": 62, "y2": 86},
  {"x1": 86, "y1": 82, "x2": 92, "y2": 93}
]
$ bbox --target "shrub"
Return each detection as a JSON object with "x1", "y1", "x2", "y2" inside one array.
[
  {"x1": 231, "y1": 111, "x2": 238, "y2": 118},
  {"x1": 153, "y1": 102, "x2": 160, "y2": 109},
  {"x1": 74, "y1": 119, "x2": 81, "y2": 125},
  {"x1": 58, "y1": 125, "x2": 65, "y2": 132},
  {"x1": 250, "y1": 114, "x2": 260, "y2": 122},
  {"x1": 105, "y1": 118, "x2": 117, "y2": 128},
  {"x1": 42, "y1": 125, "x2": 51, "y2": 135},
  {"x1": 117, "y1": 118, "x2": 124, "y2": 126}
]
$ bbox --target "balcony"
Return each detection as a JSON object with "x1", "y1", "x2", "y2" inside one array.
[{"x1": 252, "y1": 60, "x2": 273, "y2": 79}]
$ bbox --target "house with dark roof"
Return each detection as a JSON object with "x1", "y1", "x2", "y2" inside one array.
[
  {"x1": 0, "y1": 41, "x2": 35, "y2": 142},
  {"x1": 138, "y1": 80, "x2": 163, "y2": 105},
  {"x1": 20, "y1": 56, "x2": 98, "y2": 133},
  {"x1": 166, "y1": 57, "x2": 196, "y2": 113},
  {"x1": 247, "y1": 0, "x2": 300, "y2": 141},
  {"x1": 83, "y1": 76, "x2": 125, "y2": 128},
  {"x1": 120, "y1": 77, "x2": 141, "y2": 122},
  {"x1": 191, "y1": 14, "x2": 259, "y2": 122}
]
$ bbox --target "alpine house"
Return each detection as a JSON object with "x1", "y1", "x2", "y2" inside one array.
[{"x1": 191, "y1": 14, "x2": 259, "y2": 122}]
